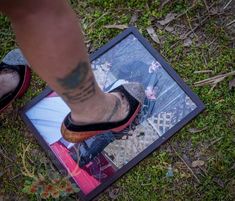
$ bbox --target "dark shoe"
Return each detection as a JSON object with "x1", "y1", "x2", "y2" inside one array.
[{"x1": 61, "y1": 83, "x2": 145, "y2": 143}]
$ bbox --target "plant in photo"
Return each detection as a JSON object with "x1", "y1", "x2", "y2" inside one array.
[{"x1": 20, "y1": 144, "x2": 80, "y2": 199}]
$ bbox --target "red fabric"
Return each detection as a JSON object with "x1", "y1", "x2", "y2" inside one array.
[
  {"x1": 17, "y1": 66, "x2": 31, "y2": 98},
  {"x1": 50, "y1": 142, "x2": 101, "y2": 194}
]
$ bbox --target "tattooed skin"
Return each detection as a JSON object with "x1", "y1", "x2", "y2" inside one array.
[
  {"x1": 57, "y1": 62, "x2": 96, "y2": 103},
  {"x1": 57, "y1": 62, "x2": 89, "y2": 90},
  {"x1": 62, "y1": 78, "x2": 96, "y2": 103},
  {"x1": 105, "y1": 96, "x2": 121, "y2": 121}
]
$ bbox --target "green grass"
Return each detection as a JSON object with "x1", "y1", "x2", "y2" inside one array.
[{"x1": 0, "y1": 0, "x2": 234, "y2": 200}]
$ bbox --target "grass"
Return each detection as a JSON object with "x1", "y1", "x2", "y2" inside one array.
[{"x1": 0, "y1": 0, "x2": 234, "y2": 200}]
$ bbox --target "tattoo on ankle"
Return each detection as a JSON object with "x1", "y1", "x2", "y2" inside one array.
[
  {"x1": 106, "y1": 96, "x2": 121, "y2": 121},
  {"x1": 62, "y1": 78, "x2": 96, "y2": 103},
  {"x1": 57, "y1": 61, "x2": 96, "y2": 103},
  {"x1": 57, "y1": 62, "x2": 89, "y2": 90}
]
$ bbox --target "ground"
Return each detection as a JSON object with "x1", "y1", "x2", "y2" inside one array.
[{"x1": 0, "y1": 0, "x2": 235, "y2": 200}]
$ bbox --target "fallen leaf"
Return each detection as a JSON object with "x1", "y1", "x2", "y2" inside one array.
[
  {"x1": 213, "y1": 177, "x2": 225, "y2": 188},
  {"x1": 194, "y1": 71, "x2": 235, "y2": 87},
  {"x1": 155, "y1": 23, "x2": 164, "y2": 30},
  {"x1": 188, "y1": 127, "x2": 208, "y2": 134},
  {"x1": 109, "y1": 187, "x2": 120, "y2": 200},
  {"x1": 183, "y1": 38, "x2": 192, "y2": 47},
  {"x1": 129, "y1": 13, "x2": 138, "y2": 25},
  {"x1": 157, "y1": 13, "x2": 177, "y2": 26},
  {"x1": 192, "y1": 160, "x2": 205, "y2": 168},
  {"x1": 104, "y1": 24, "x2": 128, "y2": 30},
  {"x1": 229, "y1": 77, "x2": 235, "y2": 90},
  {"x1": 165, "y1": 26, "x2": 174, "y2": 32},
  {"x1": 146, "y1": 26, "x2": 160, "y2": 44}
]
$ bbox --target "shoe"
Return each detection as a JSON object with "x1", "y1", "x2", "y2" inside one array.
[
  {"x1": 61, "y1": 83, "x2": 145, "y2": 143},
  {"x1": 0, "y1": 49, "x2": 31, "y2": 113}
]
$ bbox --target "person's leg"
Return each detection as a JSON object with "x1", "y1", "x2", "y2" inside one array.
[{"x1": 0, "y1": 0, "x2": 129, "y2": 124}]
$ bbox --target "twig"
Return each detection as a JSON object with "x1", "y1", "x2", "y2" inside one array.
[
  {"x1": 202, "y1": 53, "x2": 208, "y2": 66},
  {"x1": 104, "y1": 24, "x2": 128, "y2": 30},
  {"x1": 226, "y1": 19, "x2": 235, "y2": 27},
  {"x1": 198, "y1": 166, "x2": 208, "y2": 176},
  {"x1": 209, "y1": 44, "x2": 219, "y2": 57},
  {"x1": 208, "y1": 38, "x2": 217, "y2": 47},
  {"x1": 180, "y1": 1, "x2": 218, "y2": 40},
  {"x1": 159, "y1": 0, "x2": 172, "y2": 10},
  {"x1": 20, "y1": 144, "x2": 36, "y2": 179},
  {"x1": 205, "y1": 2, "x2": 216, "y2": 14},
  {"x1": 175, "y1": 1, "x2": 215, "y2": 22},
  {"x1": 171, "y1": 146, "x2": 201, "y2": 183},
  {"x1": 186, "y1": 12, "x2": 198, "y2": 39},
  {"x1": 223, "y1": 0, "x2": 233, "y2": 10},
  {"x1": 208, "y1": 84, "x2": 217, "y2": 93},
  {"x1": 181, "y1": 15, "x2": 209, "y2": 39},
  {"x1": 203, "y1": 0, "x2": 210, "y2": 14},
  {"x1": 194, "y1": 71, "x2": 235, "y2": 86},
  {"x1": 194, "y1": 70, "x2": 214, "y2": 74},
  {"x1": 86, "y1": 12, "x2": 109, "y2": 29},
  {"x1": 10, "y1": 173, "x2": 22, "y2": 180},
  {"x1": 0, "y1": 148, "x2": 13, "y2": 162},
  {"x1": 113, "y1": 7, "x2": 142, "y2": 12},
  {"x1": 207, "y1": 137, "x2": 223, "y2": 148},
  {"x1": 174, "y1": 1, "x2": 197, "y2": 20}
]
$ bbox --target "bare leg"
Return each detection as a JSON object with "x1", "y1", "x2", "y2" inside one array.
[{"x1": 0, "y1": 0, "x2": 129, "y2": 124}]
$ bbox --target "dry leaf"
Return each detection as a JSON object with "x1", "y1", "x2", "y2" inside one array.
[
  {"x1": 192, "y1": 160, "x2": 205, "y2": 168},
  {"x1": 155, "y1": 23, "x2": 164, "y2": 30},
  {"x1": 146, "y1": 26, "x2": 160, "y2": 44},
  {"x1": 213, "y1": 177, "x2": 225, "y2": 188},
  {"x1": 109, "y1": 187, "x2": 120, "y2": 200},
  {"x1": 188, "y1": 127, "x2": 207, "y2": 134},
  {"x1": 157, "y1": 13, "x2": 177, "y2": 26},
  {"x1": 104, "y1": 24, "x2": 128, "y2": 30},
  {"x1": 183, "y1": 38, "x2": 192, "y2": 47},
  {"x1": 194, "y1": 71, "x2": 235, "y2": 87},
  {"x1": 229, "y1": 77, "x2": 235, "y2": 90},
  {"x1": 129, "y1": 13, "x2": 138, "y2": 25},
  {"x1": 165, "y1": 26, "x2": 174, "y2": 32}
]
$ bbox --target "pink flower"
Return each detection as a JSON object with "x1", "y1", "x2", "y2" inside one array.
[
  {"x1": 148, "y1": 61, "x2": 161, "y2": 73},
  {"x1": 145, "y1": 86, "x2": 157, "y2": 100}
]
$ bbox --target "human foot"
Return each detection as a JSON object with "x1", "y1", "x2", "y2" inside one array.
[
  {"x1": 0, "y1": 50, "x2": 31, "y2": 113},
  {"x1": 61, "y1": 83, "x2": 146, "y2": 143},
  {"x1": 0, "y1": 69, "x2": 20, "y2": 99},
  {"x1": 71, "y1": 91, "x2": 130, "y2": 125}
]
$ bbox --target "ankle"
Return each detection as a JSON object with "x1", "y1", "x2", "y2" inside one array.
[{"x1": 70, "y1": 92, "x2": 113, "y2": 124}]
